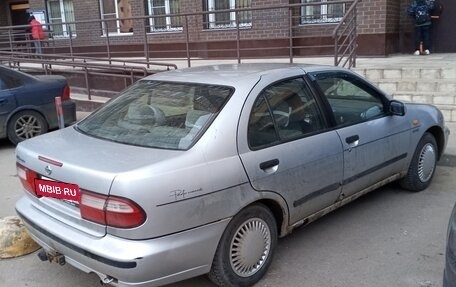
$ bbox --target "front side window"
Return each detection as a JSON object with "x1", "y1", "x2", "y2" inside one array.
[
  {"x1": 147, "y1": 0, "x2": 182, "y2": 32},
  {"x1": 300, "y1": 0, "x2": 345, "y2": 24},
  {"x1": 248, "y1": 78, "x2": 325, "y2": 148},
  {"x1": 204, "y1": 0, "x2": 252, "y2": 29},
  {"x1": 46, "y1": 0, "x2": 76, "y2": 37},
  {"x1": 314, "y1": 74, "x2": 385, "y2": 126},
  {"x1": 100, "y1": 0, "x2": 134, "y2": 35},
  {"x1": 77, "y1": 81, "x2": 232, "y2": 150}
]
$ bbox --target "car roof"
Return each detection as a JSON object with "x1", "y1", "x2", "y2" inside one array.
[{"x1": 145, "y1": 63, "x2": 348, "y2": 87}]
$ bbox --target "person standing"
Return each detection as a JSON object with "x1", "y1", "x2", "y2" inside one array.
[
  {"x1": 407, "y1": 0, "x2": 435, "y2": 55},
  {"x1": 28, "y1": 15, "x2": 46, "y2": 54}
]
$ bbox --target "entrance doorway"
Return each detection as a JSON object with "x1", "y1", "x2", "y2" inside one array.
[
  {"x1": 10, "y1": 2, "x2": 30, "y2": 26},
  {"x1": 9, "y1": 2, "x2": 30, "y2": 49},
  {"x1": 432, "y1": 0, "x2": 456, "y2": 52}
]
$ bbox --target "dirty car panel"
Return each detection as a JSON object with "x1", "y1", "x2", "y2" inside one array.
[{"x1": 15, "y1": 64, "x2": 448, "y2": 287}]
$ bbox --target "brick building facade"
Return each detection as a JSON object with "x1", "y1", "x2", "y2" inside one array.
[{"x1": 0, "y1": 0, "x2": 454, "y2": 57}]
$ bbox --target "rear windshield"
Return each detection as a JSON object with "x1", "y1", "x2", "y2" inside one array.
[{"x1": 76, "y1": 80, "x2": 233, "y2": 150}]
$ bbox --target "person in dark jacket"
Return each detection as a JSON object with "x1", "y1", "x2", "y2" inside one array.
[{"x1": 407, "y1": 0, "x2": 435, "y2": 55}]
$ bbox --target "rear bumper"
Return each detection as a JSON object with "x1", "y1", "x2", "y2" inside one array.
[
  {"x1": 34, "y1": 100, "x2": 77, "y2": 130},
  {"x1": 62, "y1": 100, "x2": 77, "y2": 125},
  {"x1": 16, "y1": 196, "x2": 229, "y2": 287},
  {"x1": 45, "y1": 100, "x2": 77, "y2": 129}
]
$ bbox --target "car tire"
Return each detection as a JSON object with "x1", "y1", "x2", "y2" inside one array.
[
  {"x1": 7, "y1": 110, "x2": 48, "y2": 145},
  {"x1": 208, "y1": 204, "x2": 277, "y2": 287},
  {"x1": 399, "y1": 132, "x2": 438, "y2": 192}
]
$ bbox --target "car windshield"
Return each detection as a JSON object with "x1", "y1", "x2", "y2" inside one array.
[{"x1": 76, "y1": 80, "x2": 233, "y2": 150}]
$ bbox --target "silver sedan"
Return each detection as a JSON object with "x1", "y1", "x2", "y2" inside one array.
[{"x1": 15, "y1": 64, "x2": 449, "y2": 287}]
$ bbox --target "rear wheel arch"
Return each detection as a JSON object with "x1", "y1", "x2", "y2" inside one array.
[
  {"x1": 255, "y1": 198, "x2": 288, "y2": 237},
  {"x1": 6, "y1": 107, "x2": 50, "y2": 127},
  {"x1": 208, "y1": 202, "x2": 279, "y2": 287},
  {"x1": 7, "y1": 109, "x2": 49, "y2": 144}
]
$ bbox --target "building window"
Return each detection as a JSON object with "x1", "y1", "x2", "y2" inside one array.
[
  {"x1": 46, "y1": 0, "x2": 76, "y2": 37},
  {"x1": 100, "y1": 0, "x2": 133, "y2": 35},
  {"x1": 204, "y1": 0, "x2": 252, "y2": 29},
  {"x1": 146, "y1": 0, "x2": 182, "y2": 32},
  {"x1": 300, "y1": 0, "x2": 345, "y2": 24}
]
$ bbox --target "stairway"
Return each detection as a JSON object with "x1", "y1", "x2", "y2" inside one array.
[{"x1": 354, "y1": 66, "x2": 456, "y2": 122}]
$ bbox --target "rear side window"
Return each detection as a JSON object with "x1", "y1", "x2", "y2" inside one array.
[
  {"x1": 0, "y1": 73, "x2": 22, "y2": 89},
  {"x1": 77, "y1": 80, "x2": 233, "y2": 150},
  {"x1": 248, "y1": 78, "x2": 325, "y2": 149}
]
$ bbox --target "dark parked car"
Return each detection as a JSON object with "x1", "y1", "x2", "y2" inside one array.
[
  {"x1": 445, "y1": 203, "x2": 456, "y2": 286},
  {"x1": 0, "y1": 65, "x2": 76, "y2": 144},
  {"x1": 16, "y1": 64, "x2": 449, "y2": 287}
]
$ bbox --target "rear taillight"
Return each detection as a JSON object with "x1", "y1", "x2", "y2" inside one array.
[
  {"x1": 16, "y1": 163, "x2": 39, "y2": 197},
  {"x1": 80, "y1": 191, "x2": 146, "y2": 228},
  {"x1": 62, "y1": 84, "x2": 70, "y2": 101}
]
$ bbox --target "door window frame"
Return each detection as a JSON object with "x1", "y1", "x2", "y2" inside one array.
[
  {"x1": 309, "y1": 71, "x2": 389, "y2": 127},
  {"x1": 247, "y1": 76, "x2": 327, "y2": 150}
]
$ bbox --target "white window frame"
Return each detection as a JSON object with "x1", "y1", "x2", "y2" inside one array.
[
  {"x1": 46, "y1": 0, "x2": 76, "y2": 38},
  {"x1": 207, "y1": 0, "x2": 252, "y2": 29},
  {"x1": 99, "y1": 0, "x2": 133, "y2": 36},
  {"x1": 147, "y1": 0, "x2": 183, "y2": 32},
  {"x1": 300, "y1": 0, "x2": 345, "y2": 25}
]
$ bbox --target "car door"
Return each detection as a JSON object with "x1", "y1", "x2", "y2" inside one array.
[
  {"x1": 0, "y1": 75, "x2": 18, "y2": 135},
  {"x1": 309, "y1": 71, "x2": 411, "y2": 198},
  {"x1": 238, "y1": 74, "x2": 344, "y2": 225}
]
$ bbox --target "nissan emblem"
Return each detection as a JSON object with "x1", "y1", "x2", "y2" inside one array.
[{"x1": 44, "y1": 165, "x2": 52, "y2": 176}]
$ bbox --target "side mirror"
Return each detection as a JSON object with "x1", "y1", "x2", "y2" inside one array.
[{"x1": 389, "y1": 100, "x2": 406, "y2": 116}]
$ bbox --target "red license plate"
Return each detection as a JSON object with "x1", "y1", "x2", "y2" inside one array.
[{"x1": 35, "y1": 179, "x2": 81, "y2": 202}]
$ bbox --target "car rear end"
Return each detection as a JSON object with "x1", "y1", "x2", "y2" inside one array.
[
  {"x1": 14, "y1": 78, "x2": 246, "y2": 286},
  {"x1": 15, "y1": 127, "x2": 233, "y2": 286},
  {"x1": 29, "y1": 75, "x2": 76, "y2": 128}
]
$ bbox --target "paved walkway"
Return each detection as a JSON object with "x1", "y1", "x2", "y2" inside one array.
[{"x1": 136, "y1": 53, "x2": 456, "y2": 69}]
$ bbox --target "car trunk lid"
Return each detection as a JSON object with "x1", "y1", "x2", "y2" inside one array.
[{"x1": 16, "y1": 126, "x2": 181, "y2": 237}]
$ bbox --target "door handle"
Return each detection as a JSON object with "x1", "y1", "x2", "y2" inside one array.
[
  {"x1": 259, "y1": 159, "x2": 279, "y2": 170},
  {"x1": 0, "y1": 99, "x2": 6, "y2": 104},
  {"x1": 345, "y1": 135, "x2": 359, "y2": 144}
]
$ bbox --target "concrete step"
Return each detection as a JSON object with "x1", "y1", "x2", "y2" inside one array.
[
  {"x1": 70, "y1": 92, "x2": 109, "y2": 112},
  {"x1": 392, "y1": 91, "x2": 455, "y2": 104},
  {"x1": 354, "y1": 67, "x2": 456, "y2": 81},
  {"x1": 354, "y1": 66, "x2": 456, "y2": 122},
  {"x1": 71, "y1": 87, "x2": 118, "y2": 99},
  {"x1": 376, "y1": 81, "x2": 456, "y2": 95}
]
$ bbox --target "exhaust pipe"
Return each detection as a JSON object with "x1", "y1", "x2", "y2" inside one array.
[
  {"x1": 37, "y1": 249, "x2": 66, "y2": 265},
  {"x1": 37, "y1": 249, "x2": 48, "y2": 261}
]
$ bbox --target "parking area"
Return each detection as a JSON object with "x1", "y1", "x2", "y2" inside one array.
[{"x1": 1, "y1": 133, "x2": 456, "y2": 287}]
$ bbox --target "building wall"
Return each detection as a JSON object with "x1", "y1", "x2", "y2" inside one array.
[
  {"x1": 0, "y1": 2, "x2": 8, "y2": 27},
  {"x1": 5, "y1": 0, "x2": 452, "y2": 56}
]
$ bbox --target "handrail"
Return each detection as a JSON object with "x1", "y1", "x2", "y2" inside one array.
[
  {"x1": 333, "y1": 0, "x2": 361, "y2": 68},
  {"x1": 0, "y1": 51, "x2": 177, "y2": 71},
  {"x1": 0, "y1": 1, "x2": 360, "y2": 97},
  {"x1": 0, "y1": 53, "x2": 157, "y2": 99}
]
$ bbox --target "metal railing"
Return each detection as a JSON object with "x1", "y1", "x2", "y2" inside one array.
[
  {"x1": 0, "y1": 1, "x2": 359, "y2": 65},
  {"x1": 0, "y1": 51, "x2": 177, "y2": 99},
  {"x1": 0, "y1": 1, "x2": 360, "y2": 99},
  {"x1": 333, "y1": 0, "x2": 361, "y2": 68}
]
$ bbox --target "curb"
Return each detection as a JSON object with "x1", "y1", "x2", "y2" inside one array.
[{"x1": 439, "y1": 154, "x2": 456, "y2": 167}]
